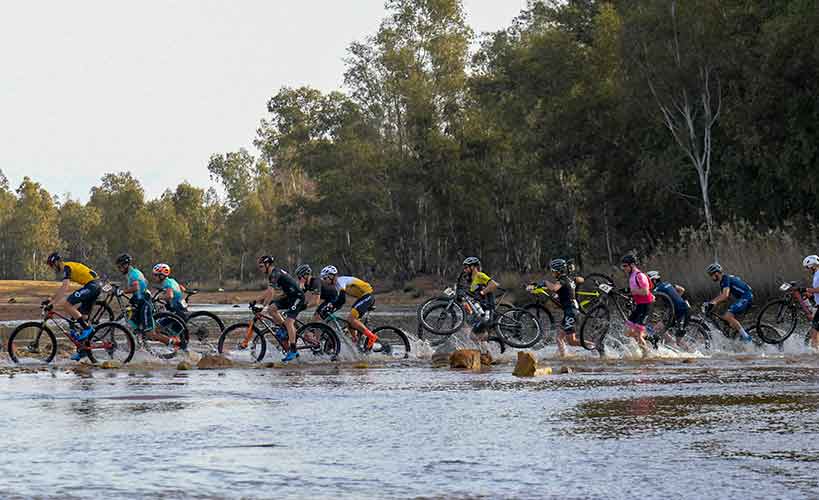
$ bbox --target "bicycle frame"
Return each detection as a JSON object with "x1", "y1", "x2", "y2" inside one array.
[
  {"x1": 241, "y1": 307, "x2": 311, "y2": 353},
  {"x1": 528, "y1": 284, "x2": 601, "y2": 314},
  {"x1": 31, "y1": 305, "x2": 118, "y2": 352}
]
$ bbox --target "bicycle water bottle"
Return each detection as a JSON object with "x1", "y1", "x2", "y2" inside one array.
[{"x1": 473, "y1": 301, "x2": 485, "y2": 318}]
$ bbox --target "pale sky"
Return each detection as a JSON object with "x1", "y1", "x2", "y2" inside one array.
[{"x1": 0, "y1": 1, "x2": 527, "y2": 202}]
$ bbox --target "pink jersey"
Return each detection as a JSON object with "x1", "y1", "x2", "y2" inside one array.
[{"x1": 629, "y1": 268, "x2": 655, "y2": 305}]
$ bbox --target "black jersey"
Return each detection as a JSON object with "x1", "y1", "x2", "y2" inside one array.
[
  {"x1": 268, "y1": 268, "x2": 303, "y2": 298},
  {"x1": 556, "y1": 276, "x2": 577, "y2": 309}
]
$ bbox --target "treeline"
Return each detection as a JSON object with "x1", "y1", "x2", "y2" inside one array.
[{"x1": 1, "y1": 0, "x2": 817, "y2": 285}]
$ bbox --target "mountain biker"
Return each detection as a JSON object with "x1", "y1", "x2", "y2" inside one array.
[
  {"x1": 621, "y1": 254, "x2": 655, "y2": 350},
  {"x1": 647, "y1": 270, "x2": 690, "y2": 346},
  {"x1": 800, "y1": 255, "x2": 819, "y2": 350},
  {"x1": 118, "y1": 254, "x2": 181, "y2": 353},
  {"x1": 461, "y1": 256, "x2": 498, "y2": 332},
  {"x1": 152, "y1": 263, "x2": 187, "y2": 316},
  {"x1": 705, "y1": 263, "x2": 753, "y2": 343},
  {"x1": 295, "y1": 264, "x2": 325, "y2": 312},
  {"x1": 256, "y1": 256, "x2": 304, "y2": 362},
  {"x1": 45, "y1": 252, "x2": 99, "y2": 360},
  {"x1": 319, "y1": 265, "x2": 378, "y2": 350},
  {"x1": 531, "y1": 258, "x2": 583, "y2": 357}
]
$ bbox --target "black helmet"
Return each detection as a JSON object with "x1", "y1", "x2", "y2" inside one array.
[
  {"x1": 258, "y1": 255, "x2": 275, "y2": 265},
  {"x1": 549, "y1": 258, "x2": 568, "y2": 275},
  {"x1": 116, "y1": 253, "x2": 132, "y2": 266},
  {"x1": 295, "y1": 264, "x2": 312, "y2": 278},
  {"x1": 621, "y1": 254, "x2": 637, "y2": 265},
  {"x1": 463, "y1": 256, "x2": 481, "y2": 267},
  {"x1": 705, "y1": 262, "x2": 722, "y2": 275},
  {"x1": 46, "y1": 252, "x2": 62, "y2": 266}
]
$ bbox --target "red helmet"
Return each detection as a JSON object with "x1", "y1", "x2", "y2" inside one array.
[{"x1": 152, "y1": 263, "x2": 171, "y2": 277}]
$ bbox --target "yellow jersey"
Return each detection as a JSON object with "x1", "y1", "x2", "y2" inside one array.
[
  {"x1": 335, "y1": 276, "x2": 373, "y2": 298},
  {"x1": 470, "y1": 271, "x2": 493, "y2": 293},
  {"x1": 60, "y1": 261, "x2": 99, "y2": 286}
]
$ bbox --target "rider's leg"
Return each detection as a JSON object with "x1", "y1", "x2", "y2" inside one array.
[
  {"x1": 556, "y1": 330, "x2": 568, "y2": 357},
  {"x1": 284, "y1": 317, "x2": 298, "y2": 352},
  {"x1": 723, "y1": 300, "x2": 752, "y2": 340},
  {"x1": 349, "y1": 295, "x2": 377, "y2": 349}
]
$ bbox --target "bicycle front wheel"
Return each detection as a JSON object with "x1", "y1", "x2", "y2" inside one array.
[
  {"x1": 523, "y1": 303, "x2": 555, "y2": 343},
  {"x1": 89, "y1": 301, "x2": 114, "y2": 325},
  {"x1": 495, "y1": 308, "x2": 542, "y2": 348},
  {"x1": 371, "y1": 326, "x2": 411, "y2": 358},
  {"x1": 755, "y1": 299, "x2": 798, "y2": 344},
  {"x1": 7, "y1": 322, "x2": 58, "y2": 365},
  {"x1": 647, "y1": 292, "x2": 675, "y2": 337},
  {"x1": 218, "y1": 323, "x2": 267, "y2": 362},
  {"x1": 87, "y1": 322, "x2": 135, "y2": 364},
  {"x1": 418, "y1": 299, "x2": 465, "y2": 335},
  {"x1": 186, "y1": 311, "x2": 224, "y2": 353},
  {"x1": 677, "y1": 318, "x2": 712, "y2": 353},
  {"x1": 297, "y1": 322, "x2": 341, "y2": 361},
  {"x1": 579, "y1": 304, "x2": 611, "y2": 352}
]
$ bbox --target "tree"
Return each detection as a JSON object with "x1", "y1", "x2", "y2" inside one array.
[{"x1": 6, "y1": 178, "x2": 61, "y2": 279}]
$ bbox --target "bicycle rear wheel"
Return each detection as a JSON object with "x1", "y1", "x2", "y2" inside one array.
[
  {"x1": 579, "y1": 304, "x2": 610, "y2": 352},
  {"x1": 218, "y1": 323, "x2": 267, "y2": 362},
  {"x1": 297, "y1": 322, "x2": 341, "y2": 361},
  {"x1": 155, "y1": 312, "x2": 189, "y2": 351},
  {"x1": 495, "y1": 308, "x2": 542, "y2": 348},
  {"x1": 185, "y1": 311, "x2": 224, "y2": 353},
  {"x1": 755, "y1": 299, "x2": 798, "y2": 344},
  {"x1": 418, "y1": 298, "x2": 465, "y2": 335},
  {"x1": 647, "y1": 293, "x2": 675, "y2": 337},
  {"x1": 7, "y1": 322, "x2": 58, "y2": 365},
  {"x1": 676, "y1": 318, "x2": 712, "y2": 353},
  {"x1": 523, "y1": 303, "x2": 555, "y2": 343},
  {"x1": 370, "y1": 326, "x2": 411, "y2": 358},
  {"x1": 87, "y1": 322, "x2": 135, "y2": 364}
]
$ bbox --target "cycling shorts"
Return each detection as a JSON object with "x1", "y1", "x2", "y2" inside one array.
[
  {"x1": 351, "y1": 294, "x2": 375, "y2": 319},
  {"x1": 626, "y1": 303, "x2": 652, "y2": 332},
  {"x1": 275, "y1": 294, "x2": 306, "y2": 319},
  {"x1": 130, "y1": 297, "x2": 155, "y2": 333},
  {"x1": 812, "y1": 309, "x2": 819, "y2": 331},
  {"x1": 728, "y1": 298, "x2": 752, "y2": 316},
  {"x1": 561, "y1": 307, "x2": 578, "y2": 333},
  {"x1": 66, "y1": 280, "x2": 101, "y2": 315}
]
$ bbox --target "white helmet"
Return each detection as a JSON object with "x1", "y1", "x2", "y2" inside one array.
[
  {"x1": 803, "y1": 255, "x2": 819, "y2": 269},
  {"x1": 320, "y1": 265, "x2": 338, "y2": 279},
  {"x1": 646, "y1": 270, "x2": 661, "y2": 281}
]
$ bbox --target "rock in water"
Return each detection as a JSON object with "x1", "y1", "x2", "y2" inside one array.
[
  {"x1": 513, "y1": 352, "x2": 553, "y2": 377},
  {"x1": 176, "y1": 361, "x2": 193, "y2": 370},
  {"x1": 559, "y1": 366, "x2": 573, "y2": 374},
  {"x1": 431, "y1": 351, "x2": 450, "y2": 367},
  {"x1": 480, "y1": 351, "x2": 494, "y2": 366},
  {"x1": 197, "y1": 355, "x2": 234, "y2": 370},
  {"x1": 449, "y1": 349, "x2": 481, "y2": 371},
  {"x1": 99, "y1": 360, "x2": 122, "y2": 369}
]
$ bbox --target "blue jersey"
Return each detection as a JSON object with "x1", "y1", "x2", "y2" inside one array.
[
  {"x1": 720, "y1": 274, "x2": 753, "y2": 300},
  {"x1": 162, "y1": 277, "x2": 185, "y2": 311},
  {"x1": 126, "y1": 267, "x2": 149, "y2": 300},
  {"x1": 654, "y1": 282, "x2": 688, "y2": 315}
]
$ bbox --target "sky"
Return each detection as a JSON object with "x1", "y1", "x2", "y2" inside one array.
[{"x1": 0, "y1": 1, "x2": 527, "y2": 202}]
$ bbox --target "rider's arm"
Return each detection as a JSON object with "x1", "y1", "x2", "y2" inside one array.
[
  {"x1": 480, "y1": 280, "x2": 498, "y2": 297},
  {"x1": 544, "y1": 280, "x2": 561, "y2": 293},
  {"x1": 630, "y1": 274, "x2": 650, "y2": 296},
  {"x1": 122, "y1": 276, "x2": 139, "y2": 295},
  {"x1": 711, "y1": 287, "x2": 731, "y2": 304},
  {"x1": 165, "y1": 287, "x2": 174, "y2": 302},
  {"x1": 674, "y1": 284, "x2": 686, "y2": 296},
  {"x1": 52, "y1": 278, "x2": 72, "y2": 303},
  {"x1": 257, "y1": 286, "x2": 274, "y2": 308}
]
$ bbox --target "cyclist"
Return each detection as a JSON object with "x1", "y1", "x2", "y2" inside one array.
[
  {"x1": 45, "y1": 252, "x2": 100, "y2": 360},
  {"x1": 647, "y1": 270, "x2": 690, "y2": 347},
  {"x1": 256, "y1": 255, "x2": 304, "y2": 362},
  {"x1": 705, "y1": 263, "x2": 753, "y2": 343},
  {"x1": 152, "y1": 263, "x2": 187, "y2": 316},
  {"x1": 118, "y1": 254, "x2": 181, "y2": 353},
  {"x1": 621, "y1": 254, "x2": 655, "y2": 350},
  {"x1": 319, "y1": 265, "x2": 378, "y2": 350},
  {"x1": 800, "y1": 255, "x2": 819, "y2": 350},
  {"x1": 530, "y1": 258, "x2": 583, "y2": 357},
  {"x1": 295, "y1": 264, "x2": 324, "y2": 311},
  {"x1": 461, "y1": 256, "x2": 498, "y2": 332}
]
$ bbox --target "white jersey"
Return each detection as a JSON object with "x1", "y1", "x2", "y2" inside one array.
[{"x1": 813, "y1": 270, "x2": 819, "y2": 305}]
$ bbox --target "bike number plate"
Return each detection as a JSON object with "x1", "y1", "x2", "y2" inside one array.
[
  {"x1": 443, "y1": 287, "x2": 456, "y2": 298},
  {"x1": 102, "y1": 284, "x2": 112, "y2": 293},
  {"x1": 780, "y1": 283, "x2": 792, "y2": 292},
  {"x1": 598, "y1": 283, "x2": 613, "y2": 294}
]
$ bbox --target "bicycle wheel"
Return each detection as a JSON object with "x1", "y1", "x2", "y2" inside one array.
[
  {"x1": 576, "y1": 273, "x2": 614, "y2": 312},
  {"x1": 647, "y1": 293, "x2": 675, "y2": 337},
  {"x1": 156, "y1": 312, "x2": 189, "y2": 349},
  {"x1": 7, "y1": 322, "x2": 58, "y2": 365},
  {"x1": 86, "y1": 322, "x2": 136, "y2": 364},
  {"x1": 185, "y1": 311, "x2": 224, "y2": 353},
  {"x1": 89, "y1": 301, "x2": 114, "y2": 325},
  {"x1": 495, "y1": 308, "x2": 542, "y2": 348},
  {"x1": 297, "y1": 322, "x2": 341, "y2": 360},
  {"x1": 755, "y1": 299, "x2": 798, "y2": 344},
  {"x1": 218, "y1": 323, "x2": 267, "y2": 362},
  {"x1": 418, "y1": 299, "x2": 465, "y2": 335},
  {"x1": 579, "y1": 304, "x2": 611, "y2": 352},
  {"x1": 676, "y1": 318, "x2": 712, "y2": 353},
  {"x1": 370, "y1": 326, "x2": 411, "y2": 358},
  {"x1": 523, "y1": 303, "x2": 555, "y2": 343}
]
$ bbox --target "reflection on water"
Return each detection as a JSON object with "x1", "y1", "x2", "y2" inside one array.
[{"x1": 1, "y1": 360, "x2": 819, "y2": 498}]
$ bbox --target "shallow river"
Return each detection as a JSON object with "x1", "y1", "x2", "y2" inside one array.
[{"x1": 3, "y1": 353, "x2": 819, "y2": 499}]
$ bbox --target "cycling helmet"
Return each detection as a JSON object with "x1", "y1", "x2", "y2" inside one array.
[
  {"x1": 647, "y1": 270, "x2": 661, "y2": 281},
  {"x1": 258, "y1": 255, "x2": 275, "y2": 265},
  {"x1": 549, "y1": 258, "x2": 568, "y2": 274},
  {"x1": 46, "y1": 252, "x2": 62, "y2": 266},
  {"x1": 116, "y1": 253, "x2": 132, "y2": 266},
  {"x1": 621, "y1": 254, "x2": 637, "y2": 265},
  {"x1": 295, "y1": 264, "x2": 312, "y2": 278},
  {"x1": 152, "y1": 263, "x2": 171, "y2": 277},
  {"x1": 705, "y1": 262, "x2": 722, "y2": 275},
  {"x1": 803, "y1": 255, "x2": 819, "y2": 269},
  {"x1": 320, "y1": 265, "x2": 338, "y2": 279},
  {"x1": 463, "y1": 256, "x2": 481, "y2": 267}
]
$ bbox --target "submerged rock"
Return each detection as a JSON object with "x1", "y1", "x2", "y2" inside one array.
[
  {"x1": 99, "y1": 360, "x2": 122, "y2": 370},
  {"x1": 480, "y1": 351, "x2": 494, "y2": 366},
  {"x1": 513, "y1": 352, "x2": 552, "y2": 377},
  {"x1": 176, "y1": 361, "x2": 193, "y2": 370},
  {"x1": 197, "y1": 355, "x2": 233, "y2": 370},
  {"x1": 450, "y1": 349, "x2": 481, "y2": 371}
]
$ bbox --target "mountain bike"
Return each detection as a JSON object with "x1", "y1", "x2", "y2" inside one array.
[
  {"x1": 302, "y1": 305, "x2": 411, "y2": 358},
  {"x1": 578, "y1": 283, "x2": 675, "y2": 354},
  {"x1": 754, "y1": 281, "x2": 815, "y2": 345},
  {"x1": 418, "y1": 286, "x2": 541, "y2": 348},
  {"x1": 6, "y1": 301, "x2": 135, "y2": 365},
  {"x1": 675, "y1": 303, "x2": 766, "y2": 353},
  {"x1": 217, "y1": 303, "x2": 341, "y2": 362},
  {"x1": 150, "y1": 287, "x2": 224, "y2": 354}
]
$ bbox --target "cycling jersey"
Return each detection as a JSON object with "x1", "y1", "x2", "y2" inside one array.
[
  {"x1": 628, "y1": 268, "x2": 654, "y2": 305},
  {"x1": 59, "y1": 261, "x2": 98, "y2": 286},
  {"x1": 268, "y1": 268, "x2": 303, "y2": 298},
  {"x1": 812, "y1": 270, "x2": 819, "y2": 305},
  {"x1": 469, "y1": 272, "x2": 493, "y2": 294},
  {"x1": 555, "y1": 276, "x2": 578, "y2": 310},
  {"x1": 161, "y1": 277, "x2": 186, "y2": 312},
  {"x1": 126, "y1": 267, "x2": 149, "y2": 301},
  {"x1": 335, "y1": 276, "x2": 373, "y2": 298},
  {"x1": 654, "y1": 281, "x2": 688, "y2": 315},
  {"x1": 720, "y1": 274, "x2": 753, "y2": 300}
]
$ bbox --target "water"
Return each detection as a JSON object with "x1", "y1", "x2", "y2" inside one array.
[{"x1": 3, "y1": 355, "x2": 819, "y2": 499}]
